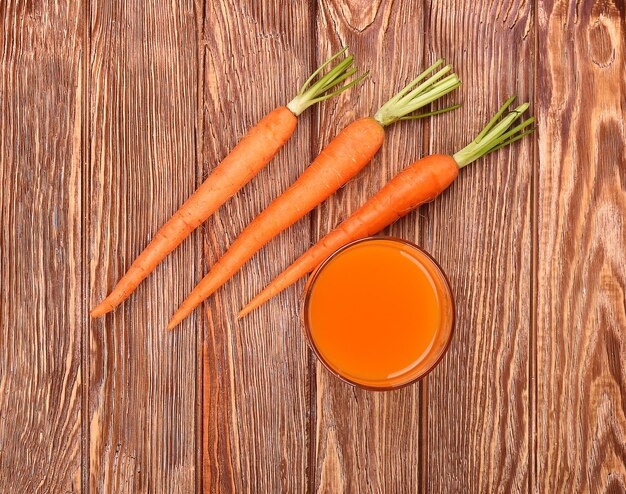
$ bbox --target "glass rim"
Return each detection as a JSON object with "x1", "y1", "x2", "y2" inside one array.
[{"x1": 301, "y1": 236, "x2": 456, "y2": 391}]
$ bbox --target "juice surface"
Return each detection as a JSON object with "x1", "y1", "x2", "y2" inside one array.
[{"x1": 306, "y1": 238, "x2": 450, "y2": 388}]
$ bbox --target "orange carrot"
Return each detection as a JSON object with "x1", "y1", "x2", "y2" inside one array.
[
  {"x1": 239, "y1": 97, "x2": 535, "y2": 318},
  {"x1": 168, "y1": 59, "x2": 462, "y2": 329},
  {"x1": 91, "y1": 49, "x2": 366, "y2": 318}
]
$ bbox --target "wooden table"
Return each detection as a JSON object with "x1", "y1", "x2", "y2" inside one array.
[{"x1": 1, "y1": 1, "x2": 625, "y2": 492}]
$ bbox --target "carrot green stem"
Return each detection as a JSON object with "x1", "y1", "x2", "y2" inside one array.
[
  {"x1": 399, "y1": 103, "x2": 462, "y2": 121},
  {"x1": 452, "y1": 96, "x2": 535, "y2": 168},
  {"x1": 287, "y1": 48, "x2": 368, "y2": 116},
  {"x1": 373, "y1": 59, "x2": 461, "y2": 127}
]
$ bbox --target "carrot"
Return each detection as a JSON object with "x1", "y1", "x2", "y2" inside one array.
[
  {"x1": 167, "y1": 59, "x2": 462, "y2": 329},
  {"x1": 239, "y1": 96, "x2": 535, "y2": 318},
  {"x1": 91, "y1": 49, "x2": 366, "y2": 318}
]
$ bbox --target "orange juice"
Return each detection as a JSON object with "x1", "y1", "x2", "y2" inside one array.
[{"x1": 303, "y1": 237, "x2": 454, "y2": 389}]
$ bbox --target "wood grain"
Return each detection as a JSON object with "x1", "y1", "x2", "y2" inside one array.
[
  {"x1": 421, "y1": 1, "x2": 534, "y2": 492},
  {"x1": 0, "y1": 1, "x2": 624, "y2": 491},
  {"x1": 0, "y1": 1, "x2": 84, "y2": 491},
  {"x1": 311, "y1": 1, "x2": 429, "y2": 491},
  {"x1": 201, "y1": 1, "x2": 313, "y2": 492},
  {"x1": 536, "y1": 0, "x2": 626, "y2": 491},
  {"x1": 88, "y1": 1, "x2": 200, "y2": 491}
]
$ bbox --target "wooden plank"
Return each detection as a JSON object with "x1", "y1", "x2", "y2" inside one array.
[
  {"x1": 88, "y1": 1, "x2": 201, "y2": 491},
  {"x1": 0, "y1": 1, "x2": 84, "y2": 491},
  {"x1": 201, "y1": 1, "x2": 313, "y2": 491},
  {"x1": 420, "y1": 1, "x2": 534, "y2": 492},
  {"x1": 536, "y1": 0, "x2": 626, "y2": 491},
  {"x1": 311, "y1": 1, "x2": 428, "y2": 491}
]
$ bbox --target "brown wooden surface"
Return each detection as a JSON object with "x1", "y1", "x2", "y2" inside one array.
[
  {"x1": 88, "y1": 1, "x2": 200, "y2": 491},
  {"x1": 0, "y1": 1, "x2": 624, "y2": 492},
  {"x1": 201, "y1": 2, "x2": 313, "y2": 492},
  {"x1": 536, "y1": 0, "x2": 626, "y2": 491},
  {"x1": 422, "y1": 1, "x2": 534, "y2": 492},
  {"x1": 0, "y1": 1, "x2": 83, "y2": 491},
  {"x1": 310, "y1": 2, "x2": 427, "y2": 491}
]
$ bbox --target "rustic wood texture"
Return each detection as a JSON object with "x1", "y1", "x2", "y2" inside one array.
[
  {"x1": 201, "y1": 2, "x2": 313, "y2": 492},
  {"x1": 0, "y1": 1, "x2": 84, "y2": 491},
  {"x1": 310, "y1": 1, "x2": 428, "y2": 491},
  {"x1": 0, "y1": 0, "x2": 625, "y2": 492},
  {"x1": 536, "y1": 0, "x2": 626, "y2": 492},
  {"x1": 88, "y1": 1, "x2": 200, "y2": 491},
  {"x1": 420, "y1": 1, "x2": 534, "y2": 492}
]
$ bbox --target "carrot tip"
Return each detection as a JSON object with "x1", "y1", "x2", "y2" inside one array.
[
  {"x1": 90, "y1": 304, "x2": 110, "y2": 318},
  {"x1": 238, "y1": 304, "x2": 256, "y2": 319}
]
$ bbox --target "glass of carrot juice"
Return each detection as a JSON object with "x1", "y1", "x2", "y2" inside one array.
[{"x1": 302, "y1": 237, "x2": 455, "y2": 390}]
